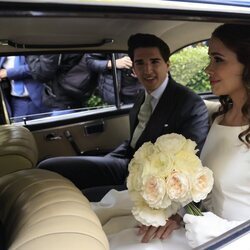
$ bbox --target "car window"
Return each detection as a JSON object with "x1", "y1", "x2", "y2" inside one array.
[
  {"x1": 170, "y1": 41, "x2": 211, "y2": 94},
  {"x1": 0, "y1": 52, "x2": 143, "y2": 124},
  {"x1": 1, "y1": 45, "x2": 212, "y2": 124}
]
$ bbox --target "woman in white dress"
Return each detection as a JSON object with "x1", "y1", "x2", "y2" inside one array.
[
  {"x1": 92, "y1": 23, "x2": 250, "y2": 249},
  {"x1": 183, "y1": 23, "x2": 250, "y2": 248}
]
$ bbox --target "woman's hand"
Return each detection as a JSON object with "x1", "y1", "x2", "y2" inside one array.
[
  {"x1": 138, "y1": 214, "x2": 182, "y2": 243},
  {"x1": 184, "y1": 212, "x2": 243, "y2": 248}
]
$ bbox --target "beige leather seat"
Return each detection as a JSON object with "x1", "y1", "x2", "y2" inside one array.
[
  {"x1": 0, "y1": 168, "x2": 109, "y2": 250},
  {"x1": 204, "y1": 99, "x2": 220, "y2": 124},
  {"x1": 0, "y1": 125, "x2": 38, "y2": 177}
]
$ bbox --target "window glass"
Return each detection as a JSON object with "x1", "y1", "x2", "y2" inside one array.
[
  {"x1": 0, "y1": 52, "x2": 142, "y2": 124},
  {"x1": 170, "y1": 41, "x2": 211, "y2": 93},
  {"x1": 0, "y1": 44, "x2": 211, "y2": 124}
]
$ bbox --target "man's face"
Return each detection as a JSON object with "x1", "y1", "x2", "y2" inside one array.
[{"x1": 132, "y1": 47, "x2": 169, "y2": 93}]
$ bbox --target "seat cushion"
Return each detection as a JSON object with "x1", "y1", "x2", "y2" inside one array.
[{"x1": 0, "y1": 169, "x2": 109, "y2": 250}]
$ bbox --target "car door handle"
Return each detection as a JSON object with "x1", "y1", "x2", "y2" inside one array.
[{"x1": 45, "y1": 133, "x2": 62, "y2": 141}]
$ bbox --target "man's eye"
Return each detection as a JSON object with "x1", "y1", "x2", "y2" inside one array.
[
  {"x1": 151, "y1": 60, "x2": 160, "y2": 64},
  {"x1": 134, "y1": 61, "x2": 143, "y2": 66}
]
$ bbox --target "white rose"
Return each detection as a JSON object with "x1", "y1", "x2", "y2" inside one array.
[
  {"x1": 142, "y1": 151, "x2": 173, "y2": 178},
  {"x1": 141, "y1": 175, "x2": 167, "y2": 209},
  {"x1": 174, "y1": 151, "x2": 202, "y2": 174},
  {"x1": 132, "y1": 205, "x2": 167, "y2": 227},
  {"x1": 191, "y1": 167, "x2": 214, "y2": 202},
  {"x1": 127, "y1": 159, "x2": 144, "y2": 191},
  {"x1": 182, "y1": 139, "x2": 199, "y2": 154},
  {"x1": 166, "y1": 171, "x2": 191, "y2": 204},
  {"x1": 133, "y1": 141, "x2": 155, "y2": 161},
  {"x1": 155, "y1": 133, "x2": 186, "y2": 154}
]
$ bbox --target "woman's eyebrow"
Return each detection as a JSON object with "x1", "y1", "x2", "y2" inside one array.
[{"x1": 210, "y1": 52, "x2": 224, "y2": 57}]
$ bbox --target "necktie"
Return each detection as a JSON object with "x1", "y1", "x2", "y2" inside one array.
[
  {"x1": 12, "y1": 57, "x2": 25, "y2": 95},
  {"x1": 130, "y1": 94, "x2": 152, "y2": 148}
]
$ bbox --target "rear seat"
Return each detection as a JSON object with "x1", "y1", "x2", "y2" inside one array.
[
  {"x1": 0, "y1": 125, "x2": 38, "y2": 177},
  {"x1": 0, "y1": 168, "x2": 109, "y2": 250},
  {"x1": 203, "y1": 99, "x2": 220, "y2": 123}
]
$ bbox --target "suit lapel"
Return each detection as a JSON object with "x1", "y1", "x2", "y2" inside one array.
[{"x1": 129, "y1": 92, "x2": 144, "y2": 137}]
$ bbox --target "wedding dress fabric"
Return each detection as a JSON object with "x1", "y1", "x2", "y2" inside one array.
[
  {"x1": 200, "y1": 116, "x2": 250, "y2": 220},
  {"x1": 91, "y1": 116, "x2": 250, "y2": 250}
]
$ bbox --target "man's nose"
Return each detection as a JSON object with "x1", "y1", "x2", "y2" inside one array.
[{"x1": 144, "y1": 63, "x2": 153, "y2": 73}]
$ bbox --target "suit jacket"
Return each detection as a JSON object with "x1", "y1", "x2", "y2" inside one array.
[
  {"x1": 110, "y1": 77, "x2": 209, "y2": 159},
  {"x1": 0, "y1": 56, "x2": 48, "y2": 115}
]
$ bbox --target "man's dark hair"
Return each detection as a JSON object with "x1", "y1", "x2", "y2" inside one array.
[{"x1": 127, "y1": 33, "x2": 170, "y2": 62}]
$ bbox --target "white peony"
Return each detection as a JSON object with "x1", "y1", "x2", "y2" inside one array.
[
  {"x1": 166, "y1": 171, "x2": 191, "y2": 204},
  {"x1": 174, "y1": 150, "x2": 202, "y2": 174},
  {"x1": 155, "y1": 133, "x2": 186, "y2": 154},
  {"x1": 133, "y1": 141, "x2": 154, "y2": 161},
  {"x1": 141, "y1": 175, "x2": 167, "y2": 209},
  {"x1": 127, "y1": 159, "x2": 144, "y2": 191},
  {"x1": 132, "y1": 204, "x2": 167, "y2": 227},
  {"x1": 182, "y1": 139, "x2": 199, "y2": 154},
  {"x1": 142, "y1": 151, "x2": 173, "y2": 178},
  {"x1": 191, "y1": 167, "x2": 214, "y2": 202}
]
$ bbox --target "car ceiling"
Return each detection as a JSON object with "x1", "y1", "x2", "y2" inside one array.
[
  {"x1": 0, "y1": 1, "x2": 248, "y2": 54},
  {"x1": 0, "y1": 17, "x2": 221, "y2": 54}
]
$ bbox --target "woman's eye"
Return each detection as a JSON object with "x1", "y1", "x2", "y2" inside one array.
[{"x1": 214, "y1": 56, "x2": 223, "y2": 63}]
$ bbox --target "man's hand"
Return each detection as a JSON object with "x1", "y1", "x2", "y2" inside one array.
[
  {"x1": 116, "y1": 56, "x2": 132, "y2": 69},
  {"x1": 0, "y1": 69, "x2": 7, "y2": 81},
  {"x1": 107, "y1": 56, "x2": 132, "y2": 70},
  {"x1": 138, "y1": 214, "x2": 182, "y2": 243}
]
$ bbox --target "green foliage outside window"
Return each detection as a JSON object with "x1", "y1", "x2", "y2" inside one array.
[
  {"x1": 86, "y1": 94, "x2": 105, "y2": 107},
  {"x1": 170, "y1": 43, "x2": 211, "y2": 93}
]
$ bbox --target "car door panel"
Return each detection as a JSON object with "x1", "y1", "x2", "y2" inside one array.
[{"x1": 31, "y1": 113, "x2": 130, "y2": 162}]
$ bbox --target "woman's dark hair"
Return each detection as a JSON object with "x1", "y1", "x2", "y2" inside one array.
[
  {"x1": 211, "y1": 23, "x2": 250, "y2": 147},
  {"x1": 127, "y1": 33, "x2": 170, "y2": 62}
]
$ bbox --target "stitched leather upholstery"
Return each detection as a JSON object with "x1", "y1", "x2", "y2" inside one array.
[
  {"x1": 204, "y1": 100, "x2": 220, "y2": 124},
  {"x1": 0, "y1": 169, "x2": 109, "y2": 250},
  {"x1": 0, "y1": 125, "x2": 38, "y2": 177}
]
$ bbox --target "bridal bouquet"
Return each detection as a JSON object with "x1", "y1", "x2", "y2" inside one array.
[{"x1": 127, "y1": 133, "x2": 214, "y2": 227}]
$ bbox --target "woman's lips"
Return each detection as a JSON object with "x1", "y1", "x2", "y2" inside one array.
[{"x1": 210, "y1": 79, "x2": 220, "y2": 85}]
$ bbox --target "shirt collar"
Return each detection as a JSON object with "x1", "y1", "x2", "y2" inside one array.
[
  {"x1": 144, "y1": 74, "x2": 169, "y2": 111},
  {"x1": 150, "y1": 74, "x2": 169, "y2": 100}
]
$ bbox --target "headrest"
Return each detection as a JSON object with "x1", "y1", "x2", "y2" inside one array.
[{"x1": 0, "y1": 125, "x2": 38, "y2": 177}]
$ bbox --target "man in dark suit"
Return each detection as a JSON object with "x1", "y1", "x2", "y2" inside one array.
[{"x1": 38, "y1": 34, "x2": 209, "y2": 202}]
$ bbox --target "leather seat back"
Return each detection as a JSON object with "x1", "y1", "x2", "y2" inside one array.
[
  {"x1": 0, "y1": 169, "x2": 109, "y2": 250},
  {"x1": 0, "y1": 125, "x2": 38, "y2": 177}
]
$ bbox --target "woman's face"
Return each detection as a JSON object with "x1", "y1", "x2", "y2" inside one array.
[{"x1": 205, "y1": 37, "x2": 245, "y2": 98}]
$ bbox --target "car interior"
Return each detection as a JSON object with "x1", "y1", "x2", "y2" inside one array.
[{"x1": 0, "y1": 0, "x2": 249, "y2": 249}]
